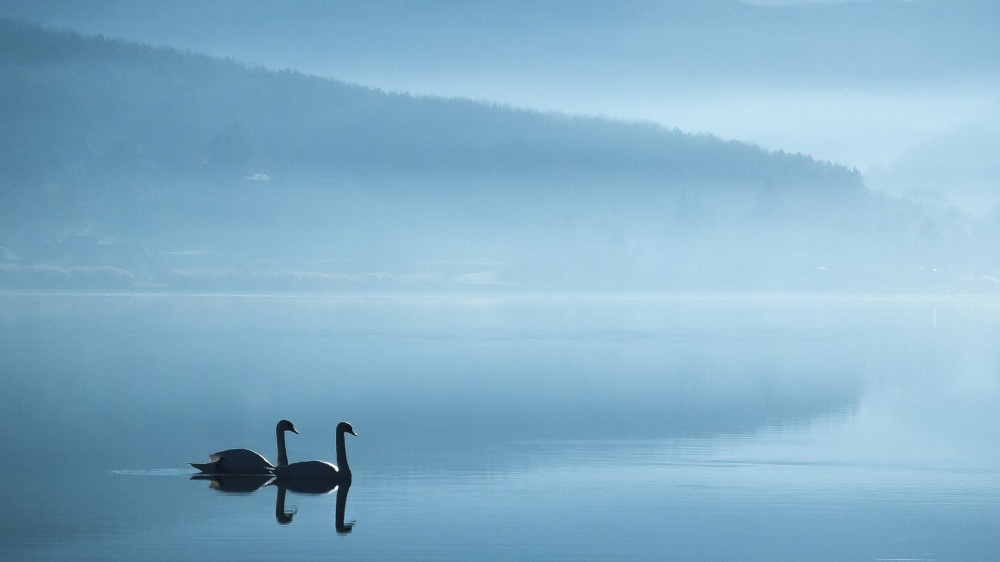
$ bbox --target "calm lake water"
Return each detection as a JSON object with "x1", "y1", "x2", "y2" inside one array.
[{"x1": 1, "y1": 293, "x2": 999, "y2": 560}]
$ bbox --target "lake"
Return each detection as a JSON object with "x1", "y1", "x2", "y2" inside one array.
[{"x1": 1, "y1": 293, "x2": 999, "y2": 560}]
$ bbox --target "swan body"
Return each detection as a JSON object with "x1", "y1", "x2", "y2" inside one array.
[
  {"x1": 274, "y1": 421, "x2": 356, "y2": 483},
  {"x1": 190, "y1": 419, "x2": 298, "y2": 475},
  {"x1": 275, "y1": 460, "x2": 339, "y2": 480},
  {"x1": 189, "y1": 448, "x2": 272, "y2": 474}
]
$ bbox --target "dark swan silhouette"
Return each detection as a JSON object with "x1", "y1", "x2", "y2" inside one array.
[
  {"x1": 273, "y1": 421, "x2": 356, "y2": 482},
  {"x1": 190, "y1": 419, "x2": 298, "y2": 475}
]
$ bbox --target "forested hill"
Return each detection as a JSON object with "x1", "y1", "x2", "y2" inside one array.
[
  {"x1": 0, "y1": 20, "x2": 858, "y2": 188},
  {"x1": 1, "y1": 20, "x2": 995, "y2": 292}
]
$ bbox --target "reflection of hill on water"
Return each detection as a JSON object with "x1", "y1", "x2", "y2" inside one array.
[{"x1": 372, "y1": 346, "x2": 864, "y2": 444}]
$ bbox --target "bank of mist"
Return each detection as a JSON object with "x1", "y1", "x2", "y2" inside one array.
[{"x1": 2, "y1": 20, "x2": 997, "y2": 294}]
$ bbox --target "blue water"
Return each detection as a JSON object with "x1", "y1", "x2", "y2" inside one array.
[{"x1": 2, "y1": 293, "x2": 999, "y2": 560}]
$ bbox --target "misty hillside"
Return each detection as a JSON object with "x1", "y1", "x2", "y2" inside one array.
[{"x1": 1, "y1": 20, "x2": 997, "y2": 293}]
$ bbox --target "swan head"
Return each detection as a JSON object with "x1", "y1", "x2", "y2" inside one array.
[
  {"x1": 337, "y1": 421, "x2": 357, "y2": 437},
  {"x1": 277, "y1": 419, "x2": 299, "y2": 434}
]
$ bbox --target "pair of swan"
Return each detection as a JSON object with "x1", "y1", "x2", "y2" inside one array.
[{"x1": 190, "y1": 420, "x2": 356, "y2": 481}]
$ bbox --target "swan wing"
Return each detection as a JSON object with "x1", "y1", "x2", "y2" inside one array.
[{"x1": 200, "y1": 448, "x2": 274, "y2": 474}]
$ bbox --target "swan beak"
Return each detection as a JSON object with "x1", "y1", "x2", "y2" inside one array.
[
  {"x1": 291, "y1": 427, "x2": 299, "y2": 434},
  {"x1": 349, "y1": 429, "x2": 357, "y2": 436}
]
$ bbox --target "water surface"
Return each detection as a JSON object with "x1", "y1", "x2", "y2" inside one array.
[{"x1": 1, "y1": 293, "x2": 998, "y2": 560}]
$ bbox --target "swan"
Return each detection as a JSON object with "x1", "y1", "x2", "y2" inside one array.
[
  {"x1": 190, "y1": 419, "x2": 298, "y2": 474},
  {"x1": 273, "y1": 421, "x2": 356, "y2": 482}
]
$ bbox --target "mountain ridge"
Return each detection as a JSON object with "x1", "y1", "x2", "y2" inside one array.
[{"x1": 0, "y1": 19, "x2": 994, "y2": 293}]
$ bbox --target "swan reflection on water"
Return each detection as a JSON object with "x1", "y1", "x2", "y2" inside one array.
[
  {"x1": 275, "y1": 481, "x2": 354, "y2": 533},
  {"x1": 189, "y1": 473, "x2": 274, "y2": 493},
  {"x1": 189, "y1": 474, "x2": 354, "y2": 532}
]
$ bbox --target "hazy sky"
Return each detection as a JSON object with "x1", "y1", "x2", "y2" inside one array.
[{"x1": 2, "y1": 0, "x2": 998, "y2": 211}]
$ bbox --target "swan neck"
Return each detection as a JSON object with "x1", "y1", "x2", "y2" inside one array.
[
  {"x1": 336, "y1": 429, "x2": 350, "y2": 474},
  {"x1": 276, "y1": 428, "x2": 289, "y2": 467}
]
